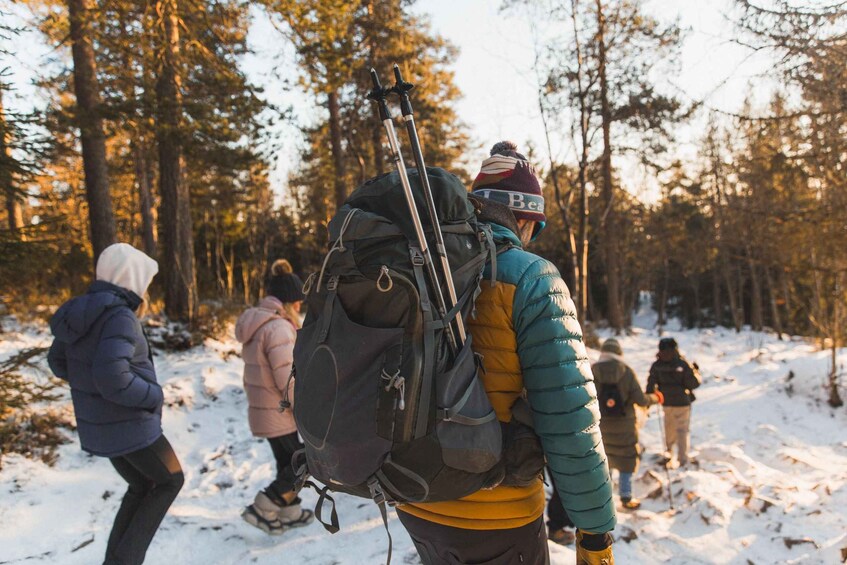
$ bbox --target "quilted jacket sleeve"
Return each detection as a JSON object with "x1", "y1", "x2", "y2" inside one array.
[
  {"x1": 626, "y1": 366, "x2": 656, "y2": 407},
  {"x1": 47, "y1": 339, "x2": 68, "y2": 381},
  {"x1": 513, "y1": 258, "x2": 616, "y2": 533},
  {"x1": 264, "y1": 320, "x2": 296, "y2": 397},
  {"x1": 91, "y1": 310, "x2": 163, "y2": 411}
]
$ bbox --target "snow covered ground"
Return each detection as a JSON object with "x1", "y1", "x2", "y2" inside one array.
[{"x1": 1, "y1": 311, "x2": 845, "y2": 564}]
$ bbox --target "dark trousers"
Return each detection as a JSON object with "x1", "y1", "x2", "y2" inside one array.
[
  {"x1": 546, "y1": 469, "x2": 574, "y2": 531},
  {"x1": 264, "y1": 432, "x2": 303, "y2": 503},
  {"x1": 106, "y1": 435, "x2": 184, "y2": 565},
  {"x1": 398, "y1": 511, "x2": 550, "y2": 565}
]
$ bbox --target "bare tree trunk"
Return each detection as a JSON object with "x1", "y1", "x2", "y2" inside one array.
[
  {"x1": 595, "y1": 0, "x2": 623, "y2": 332},
  {"x1": 829, "y1": 272, "x2": 843, "y2": 408},
  {"x1": 765, "y1": 265, "x2": 783, "y2": 339},
  {"x1": 746, "y1": 250, "x2": 763, "y2": 331},
  {"x1": 723, "y1": 260, "x2": 742, "y2": 332},
  {"x1": 780, "y1": 268, "x2": 793, "y2": 334},
  {"x1": 133, "y1": 141, "x2": 157, "y2": 257},
  {"x1": 156, "y1": 0, "x2": 196, "y2": 322},
  {"x1": 0, "y1": 91, "x2": 24, "y2": 238},
  {"x1": 328, "y1": 90, "x2": 346, "y2": 210},
  {"x1": 537, "y1": 82, "x2": 578, "y2": 295},
  {"x1": 657, "y1": 257, "x2": 669, "y2": 329},
  {"x1": 712, "y1": 269, "x2": 722, "y2": 327},
  {"x1": 68, "y1": 0, "x2": 116, "y2": 263},
  {"x1": 572, "y1": 0, "x2": 590, "y2": 327}
]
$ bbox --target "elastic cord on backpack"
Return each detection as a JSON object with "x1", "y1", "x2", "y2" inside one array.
[{"x1": 317, "y1": 208, "x2": 359, "y2": 292}]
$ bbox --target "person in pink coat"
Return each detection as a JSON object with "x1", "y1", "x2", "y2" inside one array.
[{"x1": 235, "y1": 259, "x2": 313, "y2": 534}]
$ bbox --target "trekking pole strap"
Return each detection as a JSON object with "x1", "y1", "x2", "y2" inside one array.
[
  {"x1": 305, "y1": 480, "x2": 340, "y2": 534},
  {"x1": 368, "y1": 478, "x2": 394, "y2": 565}
]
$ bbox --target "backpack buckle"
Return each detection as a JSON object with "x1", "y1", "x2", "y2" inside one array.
[
  {"x1": 409, "y1": 246, "x2": 425, "y2": 266},
  {"x1": 326, "y1": 276, "x2": 339, "y2": 291}
]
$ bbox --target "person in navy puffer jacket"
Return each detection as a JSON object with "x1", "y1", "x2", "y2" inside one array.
[{"x1": 48, "y1": 243, "x2": 183, "y2": 565}]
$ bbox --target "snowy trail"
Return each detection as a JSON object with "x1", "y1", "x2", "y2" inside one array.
[{"x1": 1, "y1": 318, "x2": 845, "y2": 564}]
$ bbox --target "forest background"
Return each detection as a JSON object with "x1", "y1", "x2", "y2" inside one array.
[{"x1": 0, "y1": 0, "x2": 844, "y2": 408}]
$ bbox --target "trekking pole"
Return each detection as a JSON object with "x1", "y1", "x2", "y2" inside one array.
[
  {"x1": 367, "y1": 68, "x2": 459, "y2": 353},
  {"x1": 389, "y1": 64, "x2": 466, "y2": 344},
  {"x1": 655, "y1": 402, "x2": 675, "y2": 510}
]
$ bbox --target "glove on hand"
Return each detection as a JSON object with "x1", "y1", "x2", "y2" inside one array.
[
  {"x1": 652, "y1": 390, "x2": 665, "y2": 405},
  {"x1": 576, "y1": 531, "x2": 614, "y2": 565}
]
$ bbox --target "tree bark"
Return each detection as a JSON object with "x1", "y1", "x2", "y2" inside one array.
[
  {"x1": 156, "y1": 0, "x2": 196, "y2": 322},
  {"x1": 328, "y1": 90, "x2": 346, "y2": 210},
  {"x1": 68, "y1": 0, "x2": 116, "y2": 263},
  {"x1": 764, "y1": 265, "x2": 783, "y2": 338},
  {"x1": 133, "y1": 141, "x2": 157, "y2": 257},
  {"x1": 572, "y1": 0, "x2": 590, "y2": 325},
  {"x1": 712, "y1": 269, "x2": 722, "y2": 327},
  {"x1": 723, "y1": 259, "x2": 742, "y2": 332},
  {"x1": 746, "y1": 249, "x2": 763, "y2": 331},
  {"x1": 595, "y1": 0, "x2": 623, "y2": 331},
  {"x1": 0, "y1": 91, "x2": 24, "y2": 238}
]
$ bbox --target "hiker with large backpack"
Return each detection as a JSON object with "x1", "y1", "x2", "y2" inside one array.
[
  {"x1": 592, "y1": 338, "x2": 663, "y2": 510},
  {"x1": 646, "y1": 337, "x2": 701, "y2": 468},
  {"x1": 235, "y1": 259, "x2": 314, "y2": 534},
  {"x1": 290, "y1": 68, "x2": 614, "y2": 565}
]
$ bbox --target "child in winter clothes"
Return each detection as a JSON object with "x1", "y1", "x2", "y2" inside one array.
[
  {"x1": 48, "y1": 243, "x2": 183, "y2": 565},
  {"x1": 647, "y1": 337, "x2": 701, "y2": 467},
  {"x1": 592, "y1": 338, "x2": 663, "y2": 510},
  {"x1": 236, "y1": 259, "x2": 314, "y2": 534}
]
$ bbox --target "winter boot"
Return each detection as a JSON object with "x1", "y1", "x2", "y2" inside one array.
[
  {"x1": 242, "y1": 491, "x2": 286, "y2": 535},
  {"x1": 620, "y1": 497, "x2": 641, "y2": 510},
  {"x1": 277, "y1": 496, "x2": 314, "y2": 529},
  {"x1": 548, "y1": 527, "x2": 576, "y2": 545}
]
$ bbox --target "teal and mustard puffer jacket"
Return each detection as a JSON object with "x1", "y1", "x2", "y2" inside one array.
[{"x1": 401, "y1": 220, "x2": 616, "y2": 534}]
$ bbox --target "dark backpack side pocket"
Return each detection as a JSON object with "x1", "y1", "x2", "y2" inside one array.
[{"x1": 435, "y1": 337, "x2": 502, "y2": 474}]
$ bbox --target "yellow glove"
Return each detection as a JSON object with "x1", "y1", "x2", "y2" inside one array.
[{"x1": 575, "y1": 530, "x2": 615, "y2": 565}]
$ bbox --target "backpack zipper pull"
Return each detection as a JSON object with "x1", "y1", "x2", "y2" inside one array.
[
  {"x1": 381, "y1": 369, "x2": 405, "y2": 411},
  {"x1": 396, "y1": 376, "x2": 405, "y2": 411}
]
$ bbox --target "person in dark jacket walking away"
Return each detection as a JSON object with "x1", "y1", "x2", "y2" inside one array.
[
  {"x1": 236, "y1": 259, "x2": 313, "y2": 534},
  {"x1": 646, "y1": 337, "x2": 701, "y2": 467},
  {"x1": 398, "y1": 142, "x2": 616, "y2": 565},
  {"x1": 47, "y1": 243, "x2": 183, "y2": 565},
  {"x1": 593, "y1": 338, "x2": 663, "y2": 510}
]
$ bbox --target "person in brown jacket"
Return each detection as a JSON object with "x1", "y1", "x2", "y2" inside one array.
[
  {"x1": 236, "y1": 259, "x2": 313, "y2": 534},
  {"x1": 592, "y1": 338, "x2": 662, "y2": 510}
]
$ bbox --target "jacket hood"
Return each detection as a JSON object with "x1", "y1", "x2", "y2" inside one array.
[
  {"x1": 50, "y1": 281, "x2": 138, "y2": 344},
  {"x1": 235, "y1": 296, "x2": 287, "y2": 344},
  {"x1": 598, "y1": 351, "x2": 626, "y2": 364},
  {"x1": 96, "y1": 243, "x2": 158, "y2": 299}
]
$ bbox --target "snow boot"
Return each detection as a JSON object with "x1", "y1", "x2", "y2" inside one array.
[
  {"x1": 277, "y1": 496, "x2": 314, "y2": 529},
  {"x1": 548, "y1": 527, "x2": 576, "y2": 545},
  {"x1": 620, "y1": 497, "x2": 641, "y2": 510},
  {"x1": 242, "y1": 491, "x2": 286, "y2": 535}
]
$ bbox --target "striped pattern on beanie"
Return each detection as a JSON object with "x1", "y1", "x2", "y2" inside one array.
[{"x1": 471, "y1": 154, "x2": 546, "y2": 225}]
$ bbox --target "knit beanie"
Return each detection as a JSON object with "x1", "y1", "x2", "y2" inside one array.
[
  {"x1": 601, "y1": 338, "x2": 623, "y2": 356},
  {"x1": 471, "y1": 141, "x2": 546, "y2": 235},
  {"x1": 96, "y1": 243, "x2": 158, "y2": 299},
  {"x1": 658, "y1": 337, "x2": 678, "y2": 351},
  {"x1": 267, "y1": 259, "x2": 304, "y2": 304}
]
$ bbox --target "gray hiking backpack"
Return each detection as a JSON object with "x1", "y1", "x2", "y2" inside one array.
[{"x1": 289, "y1": 167, "x2": 507, "y2": 539}]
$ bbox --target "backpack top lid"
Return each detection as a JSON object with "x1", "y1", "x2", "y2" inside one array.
[{"x1": 344, "y1": 167, "x2": 474, "y2": 242}]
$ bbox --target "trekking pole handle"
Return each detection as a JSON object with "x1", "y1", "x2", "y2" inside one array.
[
  {"x1": 368, "y1": 68, "x2": 392, "y2": 122},
  {"x1": 392, "y1": 64, "x2": 414, "y2": 117}
]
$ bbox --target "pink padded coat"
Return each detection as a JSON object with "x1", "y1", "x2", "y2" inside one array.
[{"x1": 235, "y1": 296, "x2": 298, "y2": 438}]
